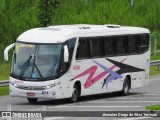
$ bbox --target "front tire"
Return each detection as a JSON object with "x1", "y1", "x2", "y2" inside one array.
[
  {"x1": 120, "y1": 77, "x2": 130, "y2": 96},
  {"x1": 27, "y1": 98, "x2": 38, "y2": 103},
  {"x1": 70, "y1": 84, "x2": 79, "y2": 102}
]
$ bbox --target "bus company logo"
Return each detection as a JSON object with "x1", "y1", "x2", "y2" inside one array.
[
  {"x1": 2, "y1": 112, "x2": 11, "y2": 118},
  {"x1": 73, "y1": 65, "x2": 80, "y2": 70},
  {"x1": 13, "y1": 80, "x2": 24, "y2": 84}
]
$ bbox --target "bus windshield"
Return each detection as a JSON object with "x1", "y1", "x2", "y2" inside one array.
[{"x1": 11, "y1": 43, "x2": 62, "y2": 80}]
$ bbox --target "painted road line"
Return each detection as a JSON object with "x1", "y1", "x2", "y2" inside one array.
[
  {"x1": 28, "y1": 103, "x2": 75, "y2": 111},
  {"x1": 79, "y1": 97, "x2": 160, "y2": 103},
  {"x1": 149, "y1": 78, "x2": 160, "y2": 82},
  {"x1": 140, "y1": 93, "x2": 160, "y2": 95},
  {"x1": 0, "y1": 97, "x2": 19, "y2": 102},
  {"x1": 118, "y1": 117, "x2": 153, "y2": 120},
  {"x1": 39, "y1": 117, "x2": 65, "y2": 120},
  {"x1": 106, "y1": 99, "x2": 160, "y2": 101},
  {"x1": 55, "y1": 105, "x2": 142, "y2": 108},
  {"x1": 28, "y1": 108, "x2": 43, "y2": 111},
  {"x1": 132, "y1": 93, "x2": 160, "y2": 95},
  {"x1": 86, "y1": 101, "x2": 160, "y2": 103},
  {"x1": 110, "y1": 96, "x2": 160, "y2": 101},
  {"x1": 28, "y1": 105, "x2": 142, "y2": 111},
  {"x1": 40, "y1": 116, "x2": 153, "y2": 120}
]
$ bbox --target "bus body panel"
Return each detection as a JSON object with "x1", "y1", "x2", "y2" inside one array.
[
  {"x1": 69, "y1": 52, "x2": 149, "y2": 96},
  {"x1": 6, "y1": 24, "x2": 150, "y2": 101}
]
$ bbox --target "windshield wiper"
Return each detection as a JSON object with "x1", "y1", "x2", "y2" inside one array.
[
  {"x1": 19, "y1": 46, "x2": 44, "y2": 80},
  {"x1": 34, "y1": 63, "x2": 43, "y2": 79},
  {"x1": 19, "y1": 54, "x2": 33, "y2": 80},
  {"x1": 30, "y1": 46, "x2": 43, "y2": 80}
]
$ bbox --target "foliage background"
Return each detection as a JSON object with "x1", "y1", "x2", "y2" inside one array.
[{"x1": 0, "y1": 0, "x2": 160, "y2": 63}]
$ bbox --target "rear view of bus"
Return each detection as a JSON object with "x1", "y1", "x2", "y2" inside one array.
[{"x1": 4, "y1": 24, "x2": 150, "y2": 103}]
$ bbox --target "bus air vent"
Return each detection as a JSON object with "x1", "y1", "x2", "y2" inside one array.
[
  {"x1": 79, "y1": 27, "x2": 90, "y2": 30},
  {"x1": 40, "y1": 28, "x2": 61, "y2": 31},
  {"x1": 105, "y1": 24, "x2": 121, "y2": 28}
]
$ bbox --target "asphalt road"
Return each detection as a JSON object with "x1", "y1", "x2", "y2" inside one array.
[{"x1": 0, "y1": 75, "x2": 160, "y2": 120}]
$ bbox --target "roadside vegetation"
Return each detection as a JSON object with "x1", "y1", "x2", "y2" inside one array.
[
  {"x1": 0, "y1": 86, "x2": 9, "y2": 96},
  {"x1": 0, "y1": 63, "x2": 10, "y2": 80},
  {"x1": 146, "y1": 104, "x2": 160, "y2": 110},
  {"x1": 0, "y1": 0, "x2": 160, "y2": 63},
  {"x1": 149, "y1": 66, "x2": 160, "y2": 76},
  {"x1": 0, "y1": 0, "x2": 160, "y2": 96}
]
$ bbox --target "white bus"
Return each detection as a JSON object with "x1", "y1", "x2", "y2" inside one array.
[{"x1": 4, "y1": 24, "x2": 150, "y2": 103}]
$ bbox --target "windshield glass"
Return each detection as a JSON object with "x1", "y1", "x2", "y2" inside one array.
[{"x1": 11, "y1": 43, "x2": 61, "y2": 80}]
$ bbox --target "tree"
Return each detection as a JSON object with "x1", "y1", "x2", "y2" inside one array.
[{"x1": 37, "y1": 0, "x2": 60, "y2": 27}]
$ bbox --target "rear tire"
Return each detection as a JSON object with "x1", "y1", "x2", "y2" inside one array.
[
  {"x1": 70, "y1": 84, "x2": 79, "y2": 102},
  {"x1": 27, "y1": 98, "x2": 38, "y2": 103},
  {"x1": 120, "y1": 77, "x2": 130, "y2": 96}
]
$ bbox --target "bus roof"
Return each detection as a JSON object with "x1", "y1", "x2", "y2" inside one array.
[{"x1": 17, "y1": 24, "x2": 150, "y2": 43}]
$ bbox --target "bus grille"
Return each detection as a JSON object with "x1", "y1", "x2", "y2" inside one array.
[{"x1": 16, "y1": 85, "x2": 45, "y2": 90}]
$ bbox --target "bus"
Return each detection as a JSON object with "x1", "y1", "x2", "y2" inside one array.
[{"x1": 4, "y1": 24, "x2": 150, "y2": 103}]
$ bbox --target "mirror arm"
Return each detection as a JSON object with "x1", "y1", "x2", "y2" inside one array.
[{"x1": 4, "y1": 43, "x2": 15, "y2": 61}]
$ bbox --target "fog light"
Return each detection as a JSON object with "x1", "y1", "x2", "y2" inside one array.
[{"x1": 12, "y1": 83, "x2": 18, "y2": 87}]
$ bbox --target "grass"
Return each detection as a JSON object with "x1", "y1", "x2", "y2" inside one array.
[
  {"x1": 149, "y1": 66, "x2": 160, "y2": 76},
  {"x1": 151, "y1": 53, "x2": 160, "y2": 61},
  {"x1": 0, "y1": 86, "x2": 9, "y2": 96},
  {"x1": 0, "y1": 63, "x2": 10, "y2": 81},
  {"x1": 146, "y1": 104, "x2": 160, "y2": 110}
]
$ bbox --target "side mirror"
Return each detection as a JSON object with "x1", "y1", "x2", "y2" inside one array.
[
  {"x1": 4, "y1": 43, "x2": 15, "y2": 61},
  {"x1": 63, "y1": 45, "x2": 69, "y2": 63}
]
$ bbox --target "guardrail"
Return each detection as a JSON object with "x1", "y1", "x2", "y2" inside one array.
[
  {"x1": 0, "y1": 80, "x2": 9, "y2": 87},
  {"x1": 150, "y1": 60, "x2": 160, "y2": 70},
  {"x1": 0, "y1": 60, "x2": 160, "y2": 87}
]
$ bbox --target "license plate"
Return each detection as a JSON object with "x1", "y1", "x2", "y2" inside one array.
[{"x1": 27, "y1": 92, "x2": 35, "y2": 96}]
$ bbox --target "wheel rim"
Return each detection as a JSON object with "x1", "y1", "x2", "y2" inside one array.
[
  {"x1": 72, "y1": 88, "x2": 78, "y2": 101},
  {"x1": 124, "y1": 81, "x2": 129, "y2": 94}
]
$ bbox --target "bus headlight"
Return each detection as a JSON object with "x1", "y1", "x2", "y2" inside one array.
[
  {"x1": 12, "y1": 83, "x2": 18, "y2": 87},
  {"x1": 43, "y1": 82, "x2": 60, "y2": 90},
  {"x1": 44, "y1": 85, "x2": 53, "y2": 89}
]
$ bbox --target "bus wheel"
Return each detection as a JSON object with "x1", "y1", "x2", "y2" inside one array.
[
  {"x1": 121, "y1": 77, "x2": 129, "y2": 96},
  {"x1": 70, "y1": 84, "x2": 79, "y2": 102},
  {"x1": 27, "y1": 98, "x2": 38, "y2": 103}
]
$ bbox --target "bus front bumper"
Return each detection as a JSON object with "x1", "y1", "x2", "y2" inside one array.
[{"x1": 9, "y1": 84, "x2": 59, "y2": 99}]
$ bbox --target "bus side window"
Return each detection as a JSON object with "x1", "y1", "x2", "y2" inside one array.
[
  {"x1": 138, "y1": 34, "x2": 149, "y2": 54},
  {"x1": 128, "y1": 35, "x2": 137, "y2": 54},
  {"x1": 90, "y1": 38, "x2": 102, "y2": 58},
  {"x1": 115, "y1": 36, "x2": 125, "y2": 55},
  {"x1": 76, "y1": 38, "x2": 90, "y2": 59},
  {"x1": 103, "y1": 37, "x2": 114, "y2": 56},
  {"x1": 60, "y1": 38, "x2": 76, "y2": 73},
  {"x1": 66, "y1": 38, "x2": 76, "y2": 63}
]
